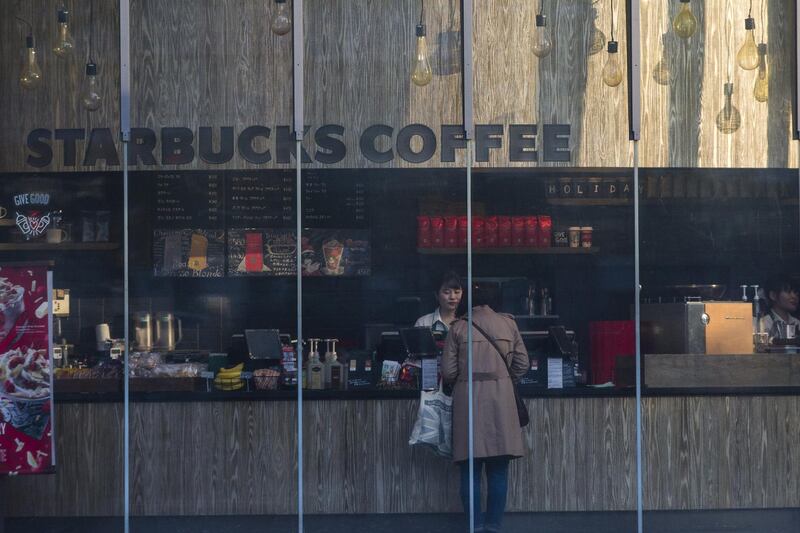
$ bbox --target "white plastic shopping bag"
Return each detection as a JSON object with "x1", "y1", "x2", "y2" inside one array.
[{"x1": 408, "y1": 382, "x2": 453, "y2": 458}]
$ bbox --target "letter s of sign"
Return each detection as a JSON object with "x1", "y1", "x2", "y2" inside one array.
[{"x1": 26, "y1": 129, "x2": 53, "y2": 168}]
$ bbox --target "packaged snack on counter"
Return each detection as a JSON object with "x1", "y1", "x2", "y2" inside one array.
[{"x1": 381, "y1": 360, "x2": 401, "y2": 384}]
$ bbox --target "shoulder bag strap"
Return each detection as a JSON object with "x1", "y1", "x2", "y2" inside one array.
[{"x1": 469, "y1": 320, "x2": 514, "y2": 380}]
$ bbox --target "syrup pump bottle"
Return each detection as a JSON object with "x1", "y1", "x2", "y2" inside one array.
[
  {"x1": 307, "y1": 339, "x2": 325, "y2": 390},
  {"x1": 323, "y1": 338, "x2": 344, "y2": 390}
]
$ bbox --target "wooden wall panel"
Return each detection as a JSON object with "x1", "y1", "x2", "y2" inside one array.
[
  {"x1": 1, "y1": 1, "x2": 796, "y2": 172},
  {"x1": 0, "y1": 0, "x2": 121, "y2": 173},
  {"x1": 639, "y1": 0, "x2": 798, "y2": 168},
  {"x1": 2, "y1": 403, "x2": 123, "y2": 516},
  {"x1": 4, "y1": 396, "x2": 800, "y2": 517}
]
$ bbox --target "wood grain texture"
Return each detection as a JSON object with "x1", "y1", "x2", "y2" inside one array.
[
  {"x1": 4, "y1": 1, "x2": 793, "y2": 172},
  {"x1": 0, "y1": 0, "x2": 121, "y2": 172},
  {"x1": 639, "y1": 0, "x2": 798, "y2": 168},
  {"x1": 3, "y1": 403, "x2": 124, "y2": 516},
  {"x1": 646, "y1": 354, "x2": 800, "y2": 388},
  {"x1": 5, "y1": 396, "x2": 800, "y2": 516}
]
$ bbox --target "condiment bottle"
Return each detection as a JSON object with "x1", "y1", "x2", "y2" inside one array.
[
  {"x1": 308, "y1": 339, "x2": 325, "y2": 390},
  {"x1": 323, "y1": 338, "x2": 344, "y2": 390}
]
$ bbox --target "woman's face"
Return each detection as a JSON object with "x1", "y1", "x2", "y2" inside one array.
[
  {"x1": 437, "y1": 286, "x2": 462, "y2": 313},
  {"x1": 772, "y1": 288, "x2": 799, "y2": 314}
]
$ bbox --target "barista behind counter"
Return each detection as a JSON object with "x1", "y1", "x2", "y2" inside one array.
[
  {"x1": 760, "y1": 274, "x2": 800, "y2": 342},
  {"x1": 414, "y1": 271, "x2": 463, "y2": 333}
]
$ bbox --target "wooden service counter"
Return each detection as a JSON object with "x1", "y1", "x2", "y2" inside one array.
[{"x1": 3, "y1": 376, "x2": 800, "y2": 517}]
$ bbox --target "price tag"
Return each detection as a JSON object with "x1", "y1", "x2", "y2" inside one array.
[
  {"x1": 241, "y1": 372, "x2": 253, "y2": 380},
  {"x1": 200, "y1": 371, "x2": 215, "y2": 379}
]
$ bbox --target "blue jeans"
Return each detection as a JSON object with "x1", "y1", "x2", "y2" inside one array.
[{"x1": 459, "y1": 457, "x2": 510, "y2": 531}]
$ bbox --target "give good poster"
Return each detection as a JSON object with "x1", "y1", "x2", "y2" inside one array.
[{"x1": 0, "y1": 264, "x2": 54, "y2": 475}]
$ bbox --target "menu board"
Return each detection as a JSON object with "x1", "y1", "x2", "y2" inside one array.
[
  {"x1": 303, "y1": 174, "x2": 367, "y2": 228},
  {"x1": 153, "y1": 229, "x2": 225, "y2": 277},
  {"x1": 226, "y1": 172, "x2": 294, "y2": 228},
  {"x1": 228, "y1": 229, "x2": 297, "y2": 277},
  {"x1": 154, "y1": 172, "x2": 223, "y2": 229},
  {"x1": 301, "y1": 229, "x2": 371, "y2": 277},
  {"x1": 0, "y1": 264, "x2": 55, "y2": 475},
  {"x1": 148, "y1": 171, "x2": 371, "y2": 277}
]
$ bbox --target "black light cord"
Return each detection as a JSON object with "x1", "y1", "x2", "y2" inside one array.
[
  {"x1": 610, "y1": 0, "x2": 615, "y2": 42},
  {"x1": 748, "y1": 0, "x2": 753, "y2": 19},
  {"x1": 538, "y1": 0, "x2": 543, "y2": 16},
  {"x1": 15, "y1": 15, "x2": 33, "y2": 36},
  {"x1": 89, "y1": 0, "x2": 95, "y2": 63},
  {"x1": 419, "y1": 0, "x2": 424, "y2": 25}
]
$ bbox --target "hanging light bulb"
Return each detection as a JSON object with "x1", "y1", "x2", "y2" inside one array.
[
  {"x1": 532, "y1": 13, "x2": 553, "y2": 58},
  {"x1": 271, "y1": 0, "x2": 291, "y2": 36},
  {"x1": 716, "y1": 82, "x2": 741, "y2": 134},
  {"x1": 673, "y1": 0, "x2": 698, "y2": 40},
  {"x1": 588, "y1": 4, "x2": 606, "y2": 56},
  {"x1": 652, "y1": 33, "x2": 672, "y2": 86},
  {"x1": 753, "y1": 43, "x2": 768, "y2": 102},
  {"x1": 53, "y1": 8, "x2": 75, "y2": 57},
  {"x1": 736, "y1": 17, "x2": 759, "y2": 70},
  {"x1": 411, "y1": 23, "x2": 432, "y2": 86},
  {"x1": 81, "y1": 62, "x2": 102, "y2": 111},
  {"x1": 602, "y1": 41, "x2": 623, "y2": 87},
  {"x1": 20, "y1": 35, "x2": 42, "y2": 90}
]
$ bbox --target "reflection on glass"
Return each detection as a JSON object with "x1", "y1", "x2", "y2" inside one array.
[{"x1": 652, "y1": 33, "x2": 671, "y2": 86}]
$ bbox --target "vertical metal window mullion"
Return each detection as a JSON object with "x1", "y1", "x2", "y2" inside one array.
[
  {"x1": 626, "y1": 1, "x2": 643, "y2": 532},
  {"x1": 292, "y1": 0, "x2": 305, "y2": 531},
  {"x1": 119, "y1": 0, "x2": 132, "y2": 532},
  {"x1": 461, "y1": 0, "x2": 475, "y2": 531}
]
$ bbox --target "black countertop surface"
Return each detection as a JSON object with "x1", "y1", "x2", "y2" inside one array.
[{"x1": 53, "y1": 385, "x2": 800, "y2": 403}]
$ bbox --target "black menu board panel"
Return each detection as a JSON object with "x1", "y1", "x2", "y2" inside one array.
[
  {"x1": 153, "y1": 172, "x2": 223, "y2": 229},
  {"x1": 153, "y1": 229, "x2": 225, "y2": 277},
  {"x1": 301, "y1": 229, "x2": 371, "y2": 277},
  {"x1": 226, "y1": 172, "x2": 295, "y2": 228},
  {"x1": 227, "y1": 228, "x2": 297, "y2": 277},
  {"x1": 302, "y1": 173, "x2": 367, "y2": 228}
]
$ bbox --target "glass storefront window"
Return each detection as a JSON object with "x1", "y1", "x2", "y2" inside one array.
[{"x1": 1, "y1": 1, "x2": 799, "y2": 532}]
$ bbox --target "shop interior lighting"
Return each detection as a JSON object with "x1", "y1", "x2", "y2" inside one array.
[
  {"x1": 271, "y1": 0, "x2": 292, "y2": 36},
  {"x1": 673, "y1": 0, "x2": 698, "y2": 40},
  {"x1": 532, "y1": 0, "x2": 553, "y2": 58},
  {"x1": 753, "y1": 0, "x2": 768, "y2": 102},
  {"x1": 16, "y1": 14, "x2": 41, "y2": 90},
  {"x1": 81, "y1": 0, "x2": 101, "y2": 111},
  {"x1": 53, "y1": 6, "x2": 75, "y2": 58},
  {"x1": 411, "y1": 0, "x2": 433, "y2": 87},
  {"x1": 736, "y1": 0, "x2": 759, "y2": 70},
  {"x1": 601, "y1": 0, "x2": 623, "y2": 87}
]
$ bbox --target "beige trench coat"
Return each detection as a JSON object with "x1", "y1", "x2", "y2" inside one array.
[{"x1": 441, "y1": 305, "x2": 530, "y2": 463}]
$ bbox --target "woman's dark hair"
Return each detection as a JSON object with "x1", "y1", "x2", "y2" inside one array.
[
  {"x1": 765, "y1": 273, "x2": 798, "y2": 302},
  {"x1": 471, "y1": 282, "x2": 500, "y2": 309},
  {"x1": 436, "y1": 270, "x2": 463, "y2": 292}
]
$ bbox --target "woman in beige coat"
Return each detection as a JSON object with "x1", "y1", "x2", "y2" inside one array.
[{"x1": 442, "y1": 283, "x2": 529, "y2": 533}]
